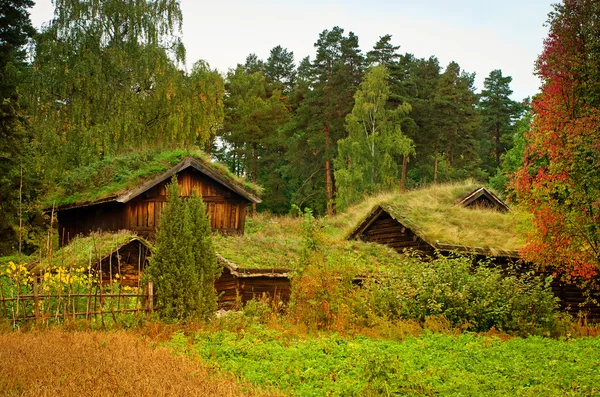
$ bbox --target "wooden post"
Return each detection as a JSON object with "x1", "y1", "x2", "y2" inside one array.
[
  {"x1": 147, "y1": 281, "x2": 153, "y2": 316},
  {"x1": 33, "y1": 277, "x2": 40, "y2": 324}
]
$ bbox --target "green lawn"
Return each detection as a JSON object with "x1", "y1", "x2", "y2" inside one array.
[{"x1": 168, "y1": 326, "x2": 600, "y2": 396}]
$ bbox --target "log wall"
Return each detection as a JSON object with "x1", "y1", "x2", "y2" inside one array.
[
  {"x1": 359, "y1": 212, "x2": 433, "y2": 254},
  {"x1": 215, "y1": 267, "x2": 291, "y2": 309}
]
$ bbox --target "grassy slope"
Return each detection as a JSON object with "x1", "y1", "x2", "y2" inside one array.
[
  {"x1": 32, "y1": 231, "x2": 147, "y2": 270},
  {"x1": 173, "y1": 326, "x2": 600, "y2": 397},
  {"x1": 382, "y1": 180, "x2": 531, "y2": 252},
  {"x1": 213, "y1": 208, "x2": 402, "y2": 272},
  {"x1": 213, "y1": 180, "x2": 530, "y2": 270},
  {"x1": 43, "y1": 148, "x2": 262, "y2": 208}
]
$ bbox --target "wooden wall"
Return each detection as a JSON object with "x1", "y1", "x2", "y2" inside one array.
[
  {"x1": 58, "y1": 168, "x2": 249, "y2": 245},
  {"x1": 215, "y1": 267, "x2": 291, "y2": 309},
  {"x1": 97, "y1": 240, "x2": 151, "y2": 287},
  {"x1": 58, "y1": 202, "x2": 127, "y2": 246},
  {"x1": 359, "y1": 212, "x2": 433, "y2": 254},
  {"x1": 125, "y1": 169, "x2": 247, "y2": 238}
]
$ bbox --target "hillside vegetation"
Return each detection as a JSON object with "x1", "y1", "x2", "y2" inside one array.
[{"x1": 213, "y1": 180, "x2": 529, "y2": 270}]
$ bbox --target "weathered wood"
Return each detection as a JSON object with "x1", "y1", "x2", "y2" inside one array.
[{"x1": 58, "y1": 164, "x2": 255, "y2": 245}]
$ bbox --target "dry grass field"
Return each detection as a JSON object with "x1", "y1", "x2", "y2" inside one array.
[{"x1": 0, "y1": 329, "x2": 279, "y2": 397}]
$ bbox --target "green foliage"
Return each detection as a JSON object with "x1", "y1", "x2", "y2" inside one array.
[
  {"x1": 23, "y1": 0, "x2": 224, "y2": 184},
  {"x1": 335, "y1": 65, "x2": 414, "y2": 209},
  {"x1": 489, "y1": 110, "x2": 531, "y2": 195},
  {"x1": 217, "y1": 65, "x2": 290, "y2": 212},
  {"x1": 42, "y1": 148, "x2": 261, "y2": 208},
  {"x1": 170, "y1": 327, "x2": 600, "y2": 396},
  {"x1": 432, "y1": 61, "x2": 482, "y2": 182},
  {"x1": 0, "y1": 0, "x2": 36, "y2": 255},
  {"x1": 479, "y1": 69, "x2": 524, "y2": 174},
  {"x1": 145, "y1": 177, "x2": 221, "y2": 322},
  {"x1": 358, "y1": 255, "x2": 562, "y2": 334}
]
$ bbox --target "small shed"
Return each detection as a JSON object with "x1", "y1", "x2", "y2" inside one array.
[
  {"x1": 215, "y1": 254, "x2": 291, "y2": 308},
  {"x1": 48, "y1": 154, "x2": 262, "y2": 245},
  {"x1": 30, "y1": 232, "x2": 152, "y2": 287}
]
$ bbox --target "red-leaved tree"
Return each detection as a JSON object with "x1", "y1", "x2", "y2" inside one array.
[{"x1": 514, "y1": 0, "x2": 600, "y2": 280}]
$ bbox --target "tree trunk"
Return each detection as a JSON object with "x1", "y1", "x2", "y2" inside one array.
[
  {"x1": 433, "y1": 137, "x2": 439, "y2": 183},
  {"x1": 495, "y1": 121, "x2": 501, "y2": 166},
  {"x1": 325, "y1": 122, "x2": 335, "y2": 215},
  {"x1": 252, "y1": 143, "x2": 258, "y2": 215},
  {"x1": 400, "y1": 154, "x2": 408, "y2": 193}
]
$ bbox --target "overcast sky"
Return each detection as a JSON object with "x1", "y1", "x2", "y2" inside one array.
[{"x1": 29, "y1": 0, "x2": 554, "y2": 101}]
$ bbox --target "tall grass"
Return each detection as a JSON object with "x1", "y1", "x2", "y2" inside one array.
[{"x1": 0, "y1": 329, "x2": 280, "y2": 396}]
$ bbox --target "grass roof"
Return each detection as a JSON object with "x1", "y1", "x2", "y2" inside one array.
[
  {"x1": 32, "y1": 231, "x2": 150, "y2": 271},
  {"x1": 349, "y1": 180, "x2": 531, "y2": 254},
  {"x1": 43, "y1": 149, "x2": 263, "y2": 208},
  {"x1": 213, "y1": 211, "x2": 404, "y2": 273},
  {"x1": 214, "y1": 180, "x2": 531, "y2": 271}
]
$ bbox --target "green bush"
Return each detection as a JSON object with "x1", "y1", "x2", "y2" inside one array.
[
  {"x1": 359, "y1": 255, "x2": 563, "y2": 335},
  {"x1": 145, "y1": 177, "x2": 221, "y2": 322}
]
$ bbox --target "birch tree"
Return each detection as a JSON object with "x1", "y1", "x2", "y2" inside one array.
[{"x1": 334, "y1": 65, "x2": 413, "y2": 209}]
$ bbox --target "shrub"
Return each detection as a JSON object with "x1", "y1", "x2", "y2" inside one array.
[
  {"x1": 359, "y1": 254, "x2": 563, "y2": 335},
  {"x1": 288, "y1": 207, "x2": 356, "y2": 331},
  {"x1": 145, "y1": 177, "x2": 221, "y2": 322}
]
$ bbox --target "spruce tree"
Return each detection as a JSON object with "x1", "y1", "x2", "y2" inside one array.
[{"x1": 146, "y1": 177, "x2": 221, "y2": 322}]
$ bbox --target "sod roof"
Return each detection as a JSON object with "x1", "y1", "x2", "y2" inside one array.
[
  {"x1": 348, "y1": 180, "x2": 531, "y2": 257},
  {"x1": 29, "y1": 231, "x2": 151, "y2": 271},
  {"x1": 43, "y1": 149, "x2": 263, "y2": 210}
]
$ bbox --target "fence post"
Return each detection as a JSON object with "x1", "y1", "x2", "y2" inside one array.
[
  {"x1": 147, "y1": 281, "x2": 153, "y2": 315},
  {"x1": 33, "y1": 277, "x2": 40, "y2": 324}
]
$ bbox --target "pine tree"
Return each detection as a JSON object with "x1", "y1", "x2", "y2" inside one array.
[
  {"x1": 479, "y1": 69, "x2": 523, "y2": 174},
  {"x1": 265, "y1": 45, "x2": 297, "y2": 95},
  {"x1": 0, "y1": 0, "x2": 36, "y2": 254},
  {"x1": 146, "y1": 177, "x2": 221, "y2": 322}
]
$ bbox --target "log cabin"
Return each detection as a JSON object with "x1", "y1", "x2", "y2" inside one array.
[
  {"x1": 348, "y1": 183, "x2": 600, "y2": 320},
  {"x1": 29, "y1": 232, "x2": 152, "y2": 287},
  {"x1": 49, "y1": 154, "x2": 262, "y2": 245},
  {"x1": 215, "y1": 254, "x2": 291, "y2": 308}
]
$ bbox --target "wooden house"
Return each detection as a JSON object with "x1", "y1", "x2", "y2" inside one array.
[
  {"x1": 348, "y1": 183, "x2": 600, "y2": 320},
  {"x1": 30, "y1": 232, "x2": 152, "y2": 287},
  {"x1": 51, "y1": 156, "x2": 261, "y2": 245},
  {"x1": 215, "y1": 254, "x2": 291, "y2": 308}
]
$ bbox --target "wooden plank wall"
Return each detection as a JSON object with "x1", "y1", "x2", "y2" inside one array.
[
  {"x1": 58, "y1": 202, "x2": 127, "y2": 246},
  {"x1": 125, "y1": 169, "x2": 247, "y2": 238},
  {"x1": 215, "y1": 267, "x2": 291, "y2": 309},
  {"x1": 97, "y1": 241, "x2": 151, "y2": 287},
  {"x1": 360, "y1": 212, "x2": 433, "y2": 254}
]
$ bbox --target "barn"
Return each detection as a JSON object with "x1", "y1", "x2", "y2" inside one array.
[
  {"x1": 348, "y1": 182, "x2": 600, "y2": 319},
  {"x1": 47, "y1": 152, "x2": 262, "y2": 245}
]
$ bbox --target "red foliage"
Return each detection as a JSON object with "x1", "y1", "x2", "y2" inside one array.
[{"x1": 514, "y1": 0, "x2": 600, "y2": 280}]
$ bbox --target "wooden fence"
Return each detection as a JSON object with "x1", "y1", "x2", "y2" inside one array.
[{"x1": 0, "y1": 278, "x2": 155, "y2": 326}]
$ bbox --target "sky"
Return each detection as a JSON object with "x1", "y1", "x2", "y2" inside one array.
[{"x1": 29, "y1": 0, "x2": 554, "y2": 101}]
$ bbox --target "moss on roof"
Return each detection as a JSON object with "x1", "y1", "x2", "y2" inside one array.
[
  {"x1": 43, "y1": 149, "x2": 263, "y2": 208},
  {"x1": 213, "y1": 211, "x2": 403, "y2": 273},
  {"x1": 350, "y1": 180, "x2": 532, "y2": 254},
  {"x1": 32, "y1": 231, "x2": 151, "y2": 271}
]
